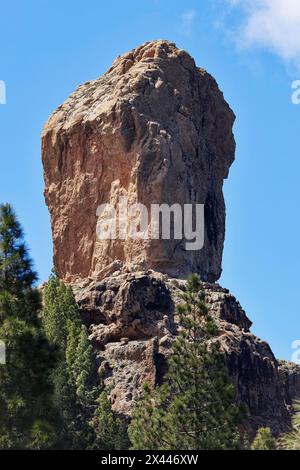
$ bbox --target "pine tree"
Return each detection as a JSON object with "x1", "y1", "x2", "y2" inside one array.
[
  {"x1": 52, "y1": 360, "x2": 77, "y2": 447},
  {"x1": 0, "y1": 204, "x2": 37, "y2": 297},
  {"x1": 28, "y1": 419, "x2": 57, "y2": 450},
  {"x1": 43, "y1": 272, "x2": 80, "y2": 349},
  {"x1": 128, "y1": 382, "x2": 167, "y2": 450},
  {"x1": 129, "y1": 274, "x2": 240, "y2": 450},
  {"x1": 63, "y1": 323, "x2": 98, "y2": 449},
  {"x1": 251, "y1": 427, "x2": 276, "y2": 450},
  {"x1": 43, "y1": 277, "x2": 100, "y2": 448},
  {"x1": 74, "y1": 326, "x2": 99, "y2": 410},
  {"x1": 45, "y1": 305, "x2": 96, "y2": 447},
  {"x1": 0, "y1": 204, "x2": 57, "y2": 449},
  {"x1": 43, "y1": 271, "x2": 130, "y2": 450},
  {"x1": 91, "y1": 391, "x2": 130, "y2": 450},
  {"x1": 279, "y1": 400, "x2": 300, "y2": 450}
]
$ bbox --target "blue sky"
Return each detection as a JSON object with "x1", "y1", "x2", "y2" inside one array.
[{"x1": 0, "y1": 0, "x2": 299, "y2": 360}]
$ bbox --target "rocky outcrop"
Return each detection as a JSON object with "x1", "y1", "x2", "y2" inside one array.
[
  {"x1": 74, "y1": 271, "x2": 300, "y2": 434},
  {"x1": 42, "y1": 40, "x2": 300, "y2": 436},
  {"x1": 42, "y1": 40, "x2": 235, "y2": 283}
]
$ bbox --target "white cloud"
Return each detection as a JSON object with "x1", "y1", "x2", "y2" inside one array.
[
  {"x1": 227, "y1": 0, "x2": 300, "y2": 69},
  {"x1": 180, "y1": 10, "x2": 197, "y2": 36}
]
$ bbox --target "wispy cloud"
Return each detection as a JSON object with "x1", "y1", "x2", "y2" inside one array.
[
  {"x1": 180, "y1": 10, "x2": 197, "y2": 37},
  {"x1": 226, "y1": 0, "x2": 300, "y2": 70}
]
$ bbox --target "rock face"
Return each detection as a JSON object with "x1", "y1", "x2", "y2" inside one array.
[
  {"x1": 74, "y1": 271, "x2": 300, "y2": 434},
  {"x1": 42, "y1": 40, "x2": 235, "y2": 283},
  {"x1": 42, "y1": 40, "x2": 300, "y2": 435}
]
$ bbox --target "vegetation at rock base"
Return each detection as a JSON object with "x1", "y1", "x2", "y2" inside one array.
[
  {"x1": 0, "y1": 203, "x2": 57, "y2": 448},
  {"x1": 251, "y1": 427, "x2": 276, "y2": 450},
  {"x1": 91, "y1": 391, "x2": 130, "y2": 450},
  {"x1": 0, "y1": 204, "x2": 129, "y2": 449},
  {"x1": 43, "y1": 271, "x2": 81, "y2": 348},
  {"x1": 43, "y1": 273, "x2": 129, "y2": 449},
  {"x1": 1, "y1": 203, "x2": 285, "y2": 451},
  {"x1": 128, "y1": 274, "x2": 241, "y2": 450},
  {"x1": 279, "y1": 400, "x2": 300, "y2": 450}
]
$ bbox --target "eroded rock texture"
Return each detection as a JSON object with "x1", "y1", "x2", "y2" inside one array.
[
  {"x1": 74, "y1": 271, "x2": 300, "y2": 434},
  {"x1": 42, "y1": 40, "x2": 235, "y2": 283},
  {"x1": 42, "y1": 40, "x2": 300, "y2": 435}
]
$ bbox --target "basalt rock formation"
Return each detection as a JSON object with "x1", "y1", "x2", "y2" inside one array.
[
  {"x1": 42, "y1": 40, "x2": 300, "y2": 435},
  {"x1": 42, "y1": 40, "x2": 235, "y2": 284}
]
